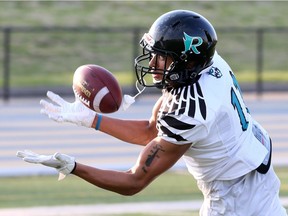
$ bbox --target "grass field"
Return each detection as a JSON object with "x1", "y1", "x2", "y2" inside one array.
[
  {"x1": 1, "y1": 167, "x2": 287, "y2": 209},
  {"x1": 0, "y1": 1, "x2": 287, "y2": 89},
  {"x1": 1, "y1": 2, "x2": 287, "y2": 28}
]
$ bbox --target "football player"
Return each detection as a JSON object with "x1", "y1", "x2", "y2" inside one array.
[{"x1": 17, "y1": 10, "x2": 286, "y2": 215}]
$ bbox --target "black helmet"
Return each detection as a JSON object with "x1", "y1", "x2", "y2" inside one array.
[{"x1": 135, "y1": 10, "x2": 217, "y2": 88}]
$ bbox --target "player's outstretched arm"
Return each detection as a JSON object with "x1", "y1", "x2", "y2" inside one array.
[
  {"x1": 17, "y1": 138, "x2": 191, "y2": 195},
  {"x1": 72, "y1": 138, "x2": 191, "y2": 195},
  {"x1": 40, "y1": 91, "x2": 162, "y2": 146},
  {"x1": 91, "y1": 96, "x2": 162, "y2": 146}
]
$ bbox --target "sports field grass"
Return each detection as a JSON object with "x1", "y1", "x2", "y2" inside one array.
[
  {"x1": 0, "y1": 167, "x2": 287, "y2": 209},
  {"x1": 0, "y1": 1, "x2": 287, "y2": 89}
]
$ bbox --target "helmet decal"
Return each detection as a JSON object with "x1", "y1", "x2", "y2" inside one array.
[{"x1": 183, "y1": 32, "x2": 203, "y2": 55}]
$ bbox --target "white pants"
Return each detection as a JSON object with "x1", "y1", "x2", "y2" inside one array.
[{"x1": 197, "y1": 166, "x2": 287, "y2": 216}]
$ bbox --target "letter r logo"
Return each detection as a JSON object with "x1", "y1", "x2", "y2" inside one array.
[{"x1": 183, "y1": 32, "x2": 203, "y2": 55}]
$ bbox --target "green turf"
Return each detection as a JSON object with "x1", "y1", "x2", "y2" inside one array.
[
  {"x1": 0, "y1": 1, "x2": 287, "y2": 89},
  {"x1": 0, "y1": 167, "x2": 287, "y2": 209},
  {"x1": 1, "y1": 2, "x2": 287, "y2": 28},
  {"x1": 0, "y1": 171, "x2": 199, "y2": 208}
]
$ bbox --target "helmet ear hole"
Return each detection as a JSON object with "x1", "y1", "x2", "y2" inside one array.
[{"x1": 168, "y1": 73, "x2": 180, "y2": 81}]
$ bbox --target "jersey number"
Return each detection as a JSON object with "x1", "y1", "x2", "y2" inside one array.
[{"x1": 230, "y1": 71, "x2": 249, "y2": 131}]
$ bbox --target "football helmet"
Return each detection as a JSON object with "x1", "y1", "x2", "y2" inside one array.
[{"x1": 135, "y1": 10, "x2": 217, "y2": 88}]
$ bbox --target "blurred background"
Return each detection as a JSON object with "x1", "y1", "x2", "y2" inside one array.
[{"x1": 0, "y1": 1, "x2": 287, "y2": 216}]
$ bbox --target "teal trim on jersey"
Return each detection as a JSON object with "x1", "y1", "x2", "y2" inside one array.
[
  {"x1": 231, "y1": 88, "x2": 249, "y2": 131},
  {"x1": 229, "y1": 71, "x2": 249, "y2": 131},
  {"x1": 230, "y1": 71, "x2": 242, "y2": 95}
]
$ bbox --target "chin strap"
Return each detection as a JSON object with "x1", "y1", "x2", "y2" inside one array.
[{"x1": 121, "y1": 81, "x2": 146, "y2": 111}]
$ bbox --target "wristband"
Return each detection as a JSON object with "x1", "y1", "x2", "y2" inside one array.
[
  {"x1": 71, "y1": 162, "x2": 77, "y2": 174},
  {"x1": 95, "y1": 114, "x2": 102, "y2": 130}
]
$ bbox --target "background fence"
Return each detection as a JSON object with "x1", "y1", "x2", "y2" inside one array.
[{"x1": 1, "y1": 26, "x2": 288, "y2": 100}]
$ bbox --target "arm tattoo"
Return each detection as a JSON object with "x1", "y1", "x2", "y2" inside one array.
[{"x1": 142, "y1": 144, "x2": 165, "y2": 173}]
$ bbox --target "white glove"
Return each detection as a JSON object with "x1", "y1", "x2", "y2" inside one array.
[
  {"x1": 40, "y1": 91, "x2": 96, "y2": 127},
  {"x1": 16, "y1": 150, "x2": 76, "y2": 180}
]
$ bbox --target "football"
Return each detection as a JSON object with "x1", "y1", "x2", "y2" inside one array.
[{"x1": 72, "y1": 64, "x2": 122, "y2": 113}]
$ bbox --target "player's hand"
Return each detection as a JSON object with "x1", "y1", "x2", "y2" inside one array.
[
  {"x1": 16, "y1": 150, "x2": 76, "y2": 180},
  {"x1": 40, "y1": 91, "x2": 96, "y2": 127}
]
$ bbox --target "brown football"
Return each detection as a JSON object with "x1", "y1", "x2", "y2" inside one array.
[{"x1": 72, "y1": 64, "x2": 122, "y2": 113}]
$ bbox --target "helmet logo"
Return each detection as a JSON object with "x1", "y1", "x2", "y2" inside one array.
[{"x1": 183, "y1": 32, "x2": 203, "y2": 55}]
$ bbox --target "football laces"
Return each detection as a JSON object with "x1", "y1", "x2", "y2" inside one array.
[{"x1": 73, "y1": 85, "x2": 90, "y2": 107}]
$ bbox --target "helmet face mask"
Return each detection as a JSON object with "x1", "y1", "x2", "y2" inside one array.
[
  {"x1": 135, "y1": 10, "x2": 217, "y2": 89},
  {"x1": 135, "y1": 38, "x2": 176, "y2": 88}
]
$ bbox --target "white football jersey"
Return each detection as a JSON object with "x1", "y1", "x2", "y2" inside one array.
[{"x1": 157, "y1": 52, "x2": 269, "y2": 182}]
